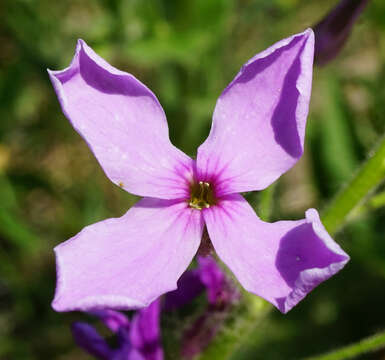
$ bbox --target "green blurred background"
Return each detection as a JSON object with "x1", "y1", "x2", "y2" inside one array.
[{"x1": 1, "y1": 0, "x2": 385, "y2": 359}]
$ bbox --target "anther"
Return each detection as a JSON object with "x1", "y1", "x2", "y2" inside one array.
[{"x1": 189, "y1": 181, "x2": 216, "y2": 210}]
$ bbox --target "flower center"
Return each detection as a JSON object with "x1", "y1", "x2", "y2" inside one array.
[{"x1": 189, "y1": 181, "x2": 216, "y2": 210}]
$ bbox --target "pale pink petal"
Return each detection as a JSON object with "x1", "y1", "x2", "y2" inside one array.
[
  {"x1": 204, "y1": 194, "x2": 349, "y2": 313},
  {"x1": 197, "y1": 29, "x2": 314, "y2": 196},
  {"x1": 48, "y1": 40, "x2": 193, "y2": 199},
  {"x1": 52, "y1": 198, "x2": 204, "y2": 312}
]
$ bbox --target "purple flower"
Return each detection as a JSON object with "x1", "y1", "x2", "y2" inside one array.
[
  {"x1": 48, "y1": 29, "x2": 349, "y2": 314},
  {"x1": 314, "y1": 0, "x2": 370, "y2": 66},
  {"x1": 71, "y1": 322, "x2": 113, "y2": 359},
  {"x1": 197, "y1": 256, "x2": 239, "y2": 309},
  {"x1": 163, "y1": 266, "x2": 206, "y2": 311},
  {"x1": 164, "y1": 256, "x2": 238, "y2": 311},
  {"x1": 72, "y1": 260, "x2": 232, "y2": 360},
  {"x1": 72, "y1": 300, "x2": 163, "y2": 360},
  {"x1": 175, "y1": 257, "x2": 239, "y2": 358}
]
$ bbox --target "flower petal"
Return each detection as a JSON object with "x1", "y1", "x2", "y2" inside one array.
[
  {"x1": 113, "y1": 348, "x2": 145, "y2": 360},
  {"x1": 204, "y1": 194, "x2": 349, "y2": 313},
  {"x1": 314, "y1": 0, "x2": 369, "y2": 66},
  {"x1": 197, "y1": 256, "x2": 226, "y2": 305},
  {"x1": 197, "y1": 29, "x2": 314, "y2": 196},
  {"x1": 52, "y1": 198, "x2": 204, "y2": 312},
  {"x1": 130, "y1": 299, "x2": 164, "y2": 360},
  {"x1": 71, "y1": 322, "x2": 113, "y2": 359},
  {"x1": 163, "y1": 268, "x2": 205, "y2": 311},
  {"x1": 88, "y1": 309, "x2": 130, "y2": 333},
  {"x1": 48, "y1": 40, "x2": 193, "y2": 199}
]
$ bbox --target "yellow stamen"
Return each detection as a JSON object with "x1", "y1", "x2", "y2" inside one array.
[{"x1": 189, "y1": 181, "x2": 215, "y2": 210}]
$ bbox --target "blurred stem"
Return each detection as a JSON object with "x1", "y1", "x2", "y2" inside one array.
[
  {"x1": 349, "y1": 190, "x2": 385, "y2": 220},
  {"x1": 303, "y1": 330, "x2": 385, "y2": 360},
  {"x1": 198, "y1": 294, "x2": 271, "y2": 360},
  {"x1": 322, "y1": 134, "x2": 385, "y2": 234},
  {"x1": 366, "y1": 191, "x2": 385, "y2": 208}
]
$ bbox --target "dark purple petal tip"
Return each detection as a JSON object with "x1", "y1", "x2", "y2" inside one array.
[
  {"x1": 276, "y1": 209, "x2": 350, "y2": 313},
  {"x1": 71, "y1": 322, "x2": 113, "y2": 359},
  {"x1": 314, "y1": 0, "x2": 370, "y2": 65}
]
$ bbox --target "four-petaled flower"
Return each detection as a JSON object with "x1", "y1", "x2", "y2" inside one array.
[{"x1": 48, "y1": 28, "x2": 349, "y2": 314}]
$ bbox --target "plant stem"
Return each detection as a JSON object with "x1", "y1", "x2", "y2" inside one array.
[
  {"x1": 197, "y1": 294, "x2": 271, "y2": 360},
  {"x1": 321, "y1": 134, "x2": 385, "y2": 234},
  {"x1": 349, "y1": 190, "x2": 385, "y2": 221},
  {"x1": 303, "y1": 330, "x2": 385, "y2": 360}
]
